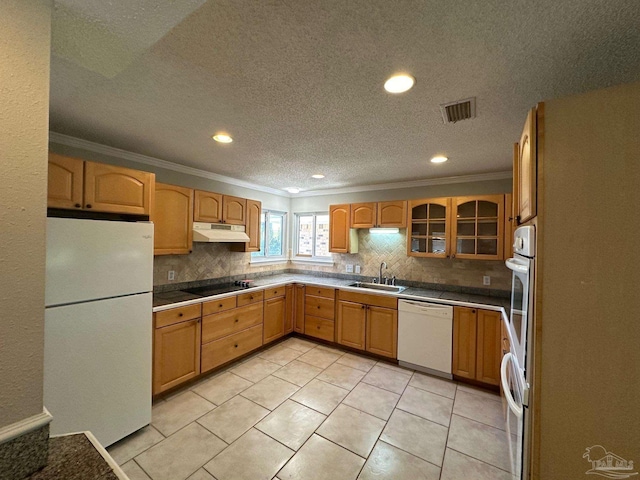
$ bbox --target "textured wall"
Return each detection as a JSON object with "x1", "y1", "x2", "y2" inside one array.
[
  {"x1": 154, "y1": 228, "x2": 510, "y2": 292},
  {"x1": 0, "y1": 0, "x2": 51, "y2": 427}
]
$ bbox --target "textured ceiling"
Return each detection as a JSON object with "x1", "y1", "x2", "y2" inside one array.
[{"x1": 49, "y1": 0, "x2": 640, "y2": 193}]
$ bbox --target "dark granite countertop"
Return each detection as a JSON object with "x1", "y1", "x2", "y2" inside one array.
[
  {"x1": 153, "y1": 273, "x2": 511, "y2": 313},
  {"x1": 28, "y1": 433, "x2": 122, "y2": 480}
]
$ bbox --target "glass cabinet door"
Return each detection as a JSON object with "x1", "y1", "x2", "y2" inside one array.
[
  {"x1": 452, "y1": 195, "x2": 504, "y2": 260},
  {"x1": 407, "y1": 198, "x2": 451, "y2": 257}
]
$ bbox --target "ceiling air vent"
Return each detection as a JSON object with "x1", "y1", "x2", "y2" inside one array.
[{"x1": 440, "y1": 97, "x2": 476, "y2": 124}]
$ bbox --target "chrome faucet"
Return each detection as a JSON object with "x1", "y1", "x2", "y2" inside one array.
[{"x1": 378, "y1": 262, "x2": 387, "y2": 284}]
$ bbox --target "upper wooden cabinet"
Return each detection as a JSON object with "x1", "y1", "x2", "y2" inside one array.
[
  {"x1": 194, "y1": 191, "x2": 247, "y2": 225},
  {"x1": 504, "y1": 193, "x2": 515, "y2": 259},
  {"x1": 329, "y1": 204, "x2": 358, "y2": 253},
  {"x1": 153, "y1": 183, "x2": 193, "y2": 255},
  {"x1": 350, "y1": 201, "x2": 407, "y2": 228},
  {"x1": 451, "y1": 195, "x2": 504, "y2": 260},
  {"x1": 516, "y1": 106, "x2": 539, "y2": 224},
  {"x1": 48, "y1": 153, "x2": 84, "y2": 209},
  {"x1": 407, "y1": 197, "x2": 451, "y2": 258},
  {"x1": 47, "y1": 154, "x2": 155, "y2": 215},
  {"x1": 231, "y1": 199, "x2": 261, "y2": 253}
]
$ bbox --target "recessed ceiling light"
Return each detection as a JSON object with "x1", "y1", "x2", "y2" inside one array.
[
  {"x1": 212, "y1": 133, "x2": 233, "y2": 143},
  {"x1": 284, "y1": 187, "x2": 300, "y2": 194},
  {"x1": 311, "y1": 174, "x2": 325, "y2": 179},
  {"x1": 431, "y1": 156, "x2": 448, "y2": 163},
  {"x1": 384, "y1": 74, "x2": 415, "y2": 94}
]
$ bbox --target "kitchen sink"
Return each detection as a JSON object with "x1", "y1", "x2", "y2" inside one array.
[{"x1": 348, "y1": 282, "x2": 407, "y2": 293}]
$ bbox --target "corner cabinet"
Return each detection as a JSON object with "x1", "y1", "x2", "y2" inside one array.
[
  {"x1": 47, "y1": 153, "x2": 155, "y2": 215},
  {"x1": 152, "y1": 183, "x2": 193, "y2": 255},
  {"x1": 452, "y1": 306, "x2": 502, "y2": 386},
  {"x1": 329, "y1": 204, "x2": 358, "y2": 253}
]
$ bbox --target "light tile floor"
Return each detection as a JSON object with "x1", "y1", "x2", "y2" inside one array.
[{"x1": 108, "y1": 337, "x2": 515, "y2": 480}]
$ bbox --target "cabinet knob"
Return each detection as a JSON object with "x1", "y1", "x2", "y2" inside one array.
[
  {"x1": 250, "y1": 296, "x2": 254, "y2": 300},
  {"x1": 74, "y1": 203, "x2": 81, "y2": 208},
  {"x1": 451, "y1": 254, "x2": 456, "y2": 259},
  {"x1": 471, "y1": 309, "x2": 476, "y2": 313},
  {"x1": 361, "y1": 305, "x2": 365, "y2": 309},
  {"x1": 234, "y1": 318, "x2": 239, "y2": 323},
  {"x1": 219, "y1": 304, "x2": 223, "y2": 308},
  {"x1": 274, "y1": 291, "x2": 278, "y2": 295},
  {"x1": 85, "y1": 204, "x2": 92, "y2": 209},
  {"x1": 234, "y1": 344, "x2": 238, "y2": 348},
  {"x1": 317, "y1": 325, "x2": 320, "y2": 329},
  {"x1": 317, "y1": 305, "x2": 320, "y2": 309},
  {"x1": 178, "y1": 313, "x2": 183, "y2": 317}
]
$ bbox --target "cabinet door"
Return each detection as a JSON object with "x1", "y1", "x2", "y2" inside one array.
[
  {"x1": 350, "y1": 203, "x2": 376, "y2": 228},
  {"x1": 451, "y1": 195, "x2": 504, "y2": 260},
  {"x1": 285, "y1": 284, "x2": 294, "y2": 334},
  {"x1": 264, "y1": 296, "x2": 285, "y2": 344},
  {"x1": 329, "y1": 204, "x2": 350, "y2": 253},
  {"x1": 476, "y1": 310, "x2": 502, "y2": 386},
  {"x1": 366, "y1": 306, "x2": 398, "y2": 358},
  {"x1": 153, "y1": 318, "x2": 201, "y2": 394},
  {"x1": 245, "y1": 199, "x2": 261, "y2": 251},
  {"x1": 452, "y1": 307, "x2": 477, "y2": 380},
  {"x1": 153, "y1": 183, "x2": 194, "y2": 255},
  {"x1": 47, "y1": 153, "x2": 84, "y2": 209},
  {"x1": 84, "y1": 162, "x2": 154, "y2": 215},
  {"x1": 194, "y1": 190, "x2": 223, "y2": 223},
  {"x1": 407, "y1": 197, "x2": 451, "y2": 258},
  {"x1": 223, "y1": 195, "x2": 246, "y2": 225},
  {"x1": 377, "y1": 200, "x2": 407, "y2": 228},
  {"x1": 336, "y1": 300, "x2": 366, "y2": 350},
  {"x1": 504, "y1": 193, "x2": 515, "y2": 260},
  {"x1": 518, "y1": 107, "x2": 537, "y2": 224},
  {"x1": 294, "y1": 284, "x2": 305, "y2": 333}
]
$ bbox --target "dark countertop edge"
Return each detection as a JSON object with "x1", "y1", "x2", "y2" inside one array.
[{"x1": 153, "y1": 274, "x2": 511, "y2": 319}]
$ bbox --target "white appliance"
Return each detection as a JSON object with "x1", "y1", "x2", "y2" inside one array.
[
  {"x1": 503, "y1": 225, "x2": 535, "y2": 479},
  {"x1": 192, "y1": 222, "x2": 250, "y2": 242},
  {"x1": 44, "y1": 217, "x2": 153, "y2": 447},
  {"x1": 397, "y1": 300, "x2": 453, "y2": 378}
]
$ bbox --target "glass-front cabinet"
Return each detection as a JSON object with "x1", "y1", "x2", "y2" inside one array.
[
  {"x1": 407, "y1": 194, "x2": 505, "y2": 260},
  {"x1": 407, "y1": 197, "x2": 451, "y2": 258}
]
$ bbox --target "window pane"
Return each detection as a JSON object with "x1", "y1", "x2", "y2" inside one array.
[
  {"x1": 315, "y1": 214, "x2": 330, "y2": 257},
  {"x1": 267, "y1": 214, "x2": 283, "y2": 256},
  {"x1": 298, "y1": 215, "x2": 314, "y2": 255}
]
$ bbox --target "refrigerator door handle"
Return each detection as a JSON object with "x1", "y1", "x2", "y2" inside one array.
[{"x1": 501, "y1": 352, "x2": 523, "y2": 418}]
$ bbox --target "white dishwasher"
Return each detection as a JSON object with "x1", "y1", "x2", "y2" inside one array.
[{"x1": 398, "y1": 300, "x2": 453, "y2": 378}]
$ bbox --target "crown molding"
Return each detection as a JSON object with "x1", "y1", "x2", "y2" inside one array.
[
  {"x1": 48, "y1": 132, "x2": 291, "y2": 198},
  {"x1": 49, "y1": 132, "x2": 511, "y2": 199},
  {"x1": 294, "y1": 171, "x2": 513, "y2": 197}
]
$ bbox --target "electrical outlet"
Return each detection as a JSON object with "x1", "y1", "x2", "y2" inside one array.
[
  {"x1": 483, "y1": 275, "x2": 491, "y2": 286},
  {"x1": 355, "y1": 265, "x2": 361, "y2": 274},
  {"x1": 168, "y1": 270, "x2": 175, "y2": 281},
  {"x1": 346, "y1": 264, "x2": 354, "y2": 273}
]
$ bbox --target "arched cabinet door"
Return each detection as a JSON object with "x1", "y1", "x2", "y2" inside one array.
[
  {"x1": 48, "y1": 153, "x2": 84, "y2": 209},
  {"x1": 152, "y1": 183, "x2": 194, "y2": 255},
  {"x1": 407, "y1": 197, "x2": 451, "y2": 258},
  {"x1": 451, "y1": 195, "x2": 504, "y2": 260}
]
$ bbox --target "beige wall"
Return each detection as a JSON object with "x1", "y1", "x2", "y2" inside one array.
[
  {"x1": 0, "y1": 0, "x2": 51, "y2": 427},
  {"x1": 536, "y1": 81, "x2": 640, "y2": 478}
]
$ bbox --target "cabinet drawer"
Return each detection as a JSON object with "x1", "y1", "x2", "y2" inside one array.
[
  {"x1": 338, "y1": 290, "x2": 397, "y2": 309},
  {"x1": 237, "y1": 290, "x2": 263, "y2": 306},
  {"x1": 155, "y1": 303, "x2": 202, "y2": 328},
  {"x1": 304, "y1": 315, "x2": 335, "y2": 342},
  {"x1": 201, "y1": 324, "x2": 263, "y2": 372},
  {"x1": 306, "y1": 286, "x2": 335, "y2": 299},
  {"x1": 264, "y1": 286, "x2": 285, "y2": 300},
  {"x1": 305, "y1": 295, "x2": 335, "y2": 320},
  {"x1": 203, "y1": 296, "x2": 237, "y2": 316},
  {"x1": 202, "y1": 302, "x2": 263, "y2": 344}
]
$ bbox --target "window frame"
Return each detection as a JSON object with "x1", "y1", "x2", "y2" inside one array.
[
  {"x1": 293, "y1": 212, "x2": 333, "y2": 263},
  {"x1": 250, "y1": 209, "x2": 287, "y2": 264}
]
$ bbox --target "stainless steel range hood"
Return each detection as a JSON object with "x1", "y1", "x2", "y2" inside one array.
[{"x1": 193, "y1": 222, "x2": 250, "y2": 243}]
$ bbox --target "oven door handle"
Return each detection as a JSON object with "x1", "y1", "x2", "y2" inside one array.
[
  {"x1": 505, "y1": 258, "x2": 529, "y2": 274},
  {"x1": 501, "y1": 352, "x2": 523, "y2": 418}
]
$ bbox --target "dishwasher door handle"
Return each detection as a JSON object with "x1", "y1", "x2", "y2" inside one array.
[{"x1": 399, "y1": 300, "x2": 451, "y2": 313}]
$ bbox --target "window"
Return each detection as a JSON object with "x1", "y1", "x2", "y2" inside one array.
[
  {"x1": 251, "y1": 210, "x2": 286, "y2": 261},
  {"x1": 295, "y1": 213, "x2": 331, "y2": 260}
]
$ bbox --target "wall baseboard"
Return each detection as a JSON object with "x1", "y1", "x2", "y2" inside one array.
[{"x1": 0, "y1": 408, "x2": 52, "y2": 445}]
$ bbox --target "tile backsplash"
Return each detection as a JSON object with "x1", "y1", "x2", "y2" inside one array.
[{"x1": 154, "y1": 229, "x2": 511, "y2": 293}]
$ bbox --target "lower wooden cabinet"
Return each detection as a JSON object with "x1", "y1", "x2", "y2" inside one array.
[
  {"x1": 304, "y1": 315, "x2": 335, "y2": 342},
  {"x1": 201, "y1": 325, "x2": 263, "y2": 372},
  {"x1": 452, "y1": 306, "x2": 502, "y2": 386},
  {"x1": 304, "y1": 288, "x2": 336, "y2": 341},
  {"x1": 264, "y1": 295, "x2": 286, "y2": 344},
  {"x1": 285, "y1": 284, "x2": 294, "y2": 334},
  {"x1": 153, "y1": 305, "x2": 202, "y2": 395},
  {"x1": 336, "y1": 291, "x2": 398, "y2": 358},
  {"x1": 294, "y1": 284, "x2": 305, "y2": 333}
]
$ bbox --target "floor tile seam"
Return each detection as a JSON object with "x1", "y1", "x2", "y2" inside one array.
[
  {"x1": 456, "y1": 387, "x2": 502, "y2": 404},
  {"x1": 313, "y1": 430, "x2": 371, "y2": 461},
  {"x1": 288, "y1": 392, "x2": 345, "y2": 418},
  {"x1": 359, "y1": 378, "x2": 409, "y2": 396},
  {"x1": 450, "y1": 408, "x2": 507, "y2": 432},
  {"x1": 378, "y1": 439, "x2": 445, "y2": 472},
  {"x1": 112, "y1": 427, "x2": 166, "y2": 466},
  {"x1": 450, "y1": 412, "x2": 507, "y2": 434},
  {"x1": 445, "y1": 446, "x2": 514, "y2": 475},
  {"x1": 315, "y1": 374, "x2": 363, "y2": 392},
  {"x1": 295, "y1": 356, "x2": 341, "y2": 370},
  {"x1": 239, "y1": 387, "x2": 299, "y2": 412},
  {"x1": 131, "y1": 457, "x2": 155, "y2": 480},
  {"x1": 394, "y1": 404, "x2": 451, "y2": 428},
  {"x1": 374, "y1": 362, "x2": 413, "y2": 377},
  {"x1": 334, "y1": 357, "x2": 375, "y2": 373},
  {"x1": 152, "y1": 399, "x2": 219, "y2": 438},
  {"x1": 339, "y1": 396, "x2": 394, "y2": 422},
  {"x1": 406, "y1": 378, "x2": 458, "y2": 401},
  {"x1": 270, "y1": 371, "x2": 316, "y2": 388}
]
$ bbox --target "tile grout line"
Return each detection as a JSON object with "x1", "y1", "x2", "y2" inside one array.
[
  {"x1": 446, "y1": 445, "x2": 515, "y2": 476},
  {"x1": 438, "y1": 378, "x2": 459, "y2": 480}
]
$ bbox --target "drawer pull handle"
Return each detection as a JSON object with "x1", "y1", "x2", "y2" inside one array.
[
  {"x1": 234, "y1": 344, "x2": 238, "y2": 348},
  {"x1": 234, "y1": 319, "x2": 239, "y2": 323},
  {"x1": 86, "y1": 204, "x2": 92, "y2": 208},
  {"x1": 219, "y1": 304, "x2": 223, "y2": 308},
  {"x1": 74, "y1": 203, "x2": 81, "y2": 208},
  {"x1": 274, "y1": 290, "x2": 278, "y2": 294},
  {"x1": 178, "y1": 313, "x2": 183, "y2": 317},
  {"x1": 317, "y1": 305, "x2": 320, "y2": 309},
  {"x1": 250, "y1": 296, "x2": 254, "y2": 300}
]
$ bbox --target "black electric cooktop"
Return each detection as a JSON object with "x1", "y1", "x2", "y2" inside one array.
[{"x1": 182, "y1": 282, "x2": 251, "y2": 297}]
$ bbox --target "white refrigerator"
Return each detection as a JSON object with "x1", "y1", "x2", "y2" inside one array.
[{"x1": 44, "y1": 217, "x2": 154, "y2": 447}]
